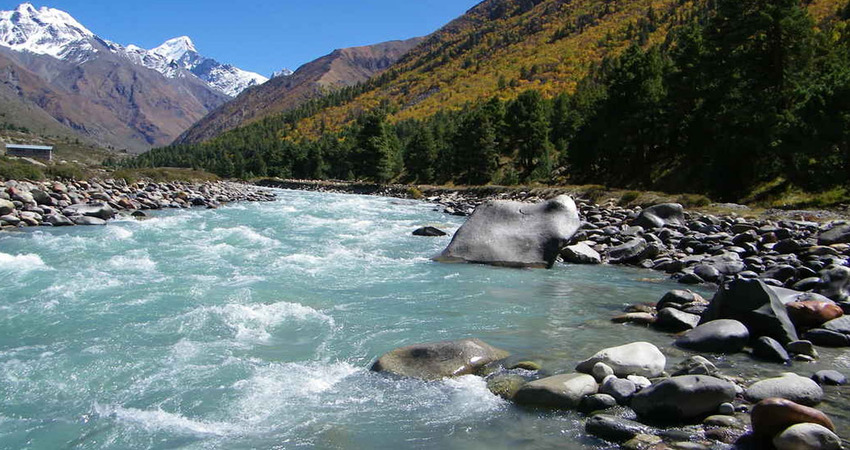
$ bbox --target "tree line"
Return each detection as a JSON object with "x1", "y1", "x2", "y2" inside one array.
[{"x1": 127, "y1": 0, "x2": 850, "y2": 201}]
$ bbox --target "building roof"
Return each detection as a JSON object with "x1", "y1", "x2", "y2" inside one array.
[{"x1": 5, "y1": 144, "x2": 53, "y2": 150}]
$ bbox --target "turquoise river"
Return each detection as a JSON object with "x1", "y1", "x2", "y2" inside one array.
[{"x1": 1, "y1": 189, "x2": 848, "y2": 449}]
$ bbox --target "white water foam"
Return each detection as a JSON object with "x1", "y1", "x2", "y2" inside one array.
[
  {"x1": 94, "y1": 403, "x2": 238, "y2": 437},
  {"x1": 210, "y1": 226, "x2": 280, "y2": 248},
  {"x1": 0, "y1": 252, "x2": 49, "y2": 273},
  {"x1": 218, "y1": 301, "x2": 335, "y2": 343},
  {"x1": 107, "y1": 252, "x2": 157, "y2": 272}
]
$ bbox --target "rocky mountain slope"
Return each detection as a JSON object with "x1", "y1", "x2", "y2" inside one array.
[
  {"x1": 0, "y1": 3, "x2": 274, "y2": 152},
  {"x1": 175, "y1": 37, "x2": 423, "y2": 145}
]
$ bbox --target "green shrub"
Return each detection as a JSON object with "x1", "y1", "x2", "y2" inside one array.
[
  {"x1": 619, "y1": 190, "x2": 641, "y2": 206},
  {"x1": 677, "y1": 193, "x2": 712, "y2": 208},
  {"x1": 0, "y1": 157, "x2": 44, "y2": 181},
  {"x1": 45, "y1": 163, "x2": 87, "y2": 180},
  {"x1": 406, "y1": 186, "x2": 424, "y2": 199}
]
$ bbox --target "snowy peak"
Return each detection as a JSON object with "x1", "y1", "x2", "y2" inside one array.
[
  {"x1": 151, "y1": 36, "x2": 197, "y2": 63},
  {"x1": 0, "y1": 2, "x2": 96, "y2": 60},
  {"x1": 272, "y1": 68, "x2": 294, "y2": 78},
  {"x1": 0, "y1": 4, "x2": 269, "y2": 97}
]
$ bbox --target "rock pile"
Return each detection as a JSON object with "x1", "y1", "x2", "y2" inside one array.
[{"x1": 0, "y1": 179, "x2": 275, "y2": 229}]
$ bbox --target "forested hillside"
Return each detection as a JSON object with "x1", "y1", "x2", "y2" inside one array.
[{"x1": 129, "y1": 0, "x2": 850, "y2": 202}]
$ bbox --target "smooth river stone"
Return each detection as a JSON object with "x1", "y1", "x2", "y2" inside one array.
[
  {"x1": 371, "y1": 338, "x2": 509, "y2": 381},
  {"x1": 513, "y1": 373, "x2": 598, "y2": 409},
  {"x1": 576, "y1": 342, "x2": 666, "y2": 378}
]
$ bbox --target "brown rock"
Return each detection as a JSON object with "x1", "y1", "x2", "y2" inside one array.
[
  {"x1": 751, "y1": 398, "x2": 834, "y2": 439},
  {"x1": 787, "y1": 301, "x2": 844, "y2": 329},
  {"x1": 612, "y1": 313, "x2": 656, "y2": 325}
]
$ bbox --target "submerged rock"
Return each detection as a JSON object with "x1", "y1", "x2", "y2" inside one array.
[
  {"x1": 412, "y1": 226, "x2": 447, "y2": 237},
  {"x1": 371, "y1": 338, "x2": 509, "y2": 381},
  {"x1": 434, "y1": 195, "x2": 581, "y2": 268},
  {"x1": 576, "y1": 342, "x2": 666, "y2": 378},
  {"x1": 585, "y1": 414, "x2": 654, "y2": 443}
]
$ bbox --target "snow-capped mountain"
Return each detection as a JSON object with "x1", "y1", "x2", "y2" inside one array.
[
  {"x1": 272, "y1": 68, "x2": 294, "y2": 78},
  {"x1": 0, "y1": 3, "x2": 96, "y2": 61},
  {"x1": 0, "y1": 3, "x2": 267, "y2": 97}
]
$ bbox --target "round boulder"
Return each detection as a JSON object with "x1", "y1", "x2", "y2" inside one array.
[
  {"x1": 370, "y1": 338, "x2": 509, "y2": 380},
  {"x1": 576, "y1": 342, "x2": 666, "y2": 378},
  {"x1": 774, "y1": 423, "x2": 842, "y2": 449},
  {"x1": 787, "y1": 301, "x2": 843, "y2": 329},
  {"x1": 675, "y1": 320, "x2": 749, "y2": 354},
  {"x1": 630, "y1": 375, "x2": 737, "y2": 424},
  {"x1": 745, "y1": 373, "x2": 824, "y2": 406}
]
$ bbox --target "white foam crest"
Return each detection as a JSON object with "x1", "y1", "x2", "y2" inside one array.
[
  {"x1": 107, "y1": 252, "x2": 157, "y2": 272},
  {"x1": 105, "y1": 226, "x2": 133, "y2": 240},
  {"x1": 94, "y1": 403, "x2": 238, "y2": 437},
  {"x1": 0, "y1": 252, "x2": 49, "y2": 273},
  {"x1": 233, "y1": 361, "x2": 359, "y2": 424},
  {"x1": 439, "y1": 375, "x2": 506, "y2": 418},
  {"x1": 218, "y1": 301, "x2": 335, "y2": 343},
  {"x1": 210, "y1": 226, "x2": 280, "y2": 248}
]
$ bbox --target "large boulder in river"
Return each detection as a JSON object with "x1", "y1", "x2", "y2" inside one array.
[
  {"x1": 631, "y1": 375, "x2": 737, "y2": 424},
  {"x1": 700, "y1": 278, "x2": 799, "y2": 344},
  {"x1": 62, "y1": 202, "x2": 115, "y2": 221},
  {"x1": 576, "y1": 342, "x2": 666, "y2": 378},
  {"x1": 434, "y1": 195, "x2": 580, "y2": 269},
  {"x1": 370, "y1": 338, "x2": 509, "y2": 381},
  {"x1": 513, "y1": 373, "x2": 598, "y2": 409},
  {"x1": 634, "y1": 203, "x2": 685, "y2": 229}
]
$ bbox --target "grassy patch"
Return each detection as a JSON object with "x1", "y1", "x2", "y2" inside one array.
[
  {"x1": 110, "y1": 168, "x2": 220, "y2": 184},
  {"x1": 0, "y1": 157, "x2": 44, "y2": 181}
]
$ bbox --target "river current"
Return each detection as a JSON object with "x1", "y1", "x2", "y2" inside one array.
[{"x1": 1, "y1": 189, "x2": 848, "y2": 449}]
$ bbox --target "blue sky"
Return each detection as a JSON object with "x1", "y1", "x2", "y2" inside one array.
[{"x1": 6, "y1": 1, "x2": 481, "y2": 76}]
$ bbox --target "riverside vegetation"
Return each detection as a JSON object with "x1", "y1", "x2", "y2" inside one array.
[{"x1": 128, "y1": 0, "x2": 850, "y2": 205}]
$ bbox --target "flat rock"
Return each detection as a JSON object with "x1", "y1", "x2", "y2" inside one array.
[
  {"x1": 811, "y1": 370, "x2": 846, "y2": 386},
  {"x1": 62, "y1": 202, "x2": 115, "y2": 220},
  {"x1": 655, "y1": 308, "x2": 701, "y2": 332},
  {"x1": 631, "y1": 375, "x2": 737, "y2": 424},
  {"x1": 803, "y1": 328, "x2": 850, "y2": 347},
  {"x1": 746, "y1": 373, "x2": 824, "y2": 406},
  {"x1": 412, "y1": 226, "x2": 447, "y2": 237},
  {"x1": 585, "y1": 414, "x2": 653, "y2": 443},
  {"x1": 513, "y1": 373, "x2": 598, "y2": 409},
  {"x1": 434, "y1": 195, "x2": 580, "y2": 268},
  {"x1": 675, "y1": 319, "x2": 749, "y2": 353},
  {"x1": 70, "y1": 216, "x2": 107, "y2": 226},
  {"x1": 818, "y1": 224, "x2": 850, "y2": 245},
  {"x1": 561, "y1": 242, "x2": 602, "y2": 265},
  {"x1": 607, "y1": 238, "x2": 648, "y2": 265},
  {"x1": 576, "y1": 342, "x2": 666, "y2": 378},
  {"x1": 371, "y1": 338, "x2": 509, "y2": 380}
]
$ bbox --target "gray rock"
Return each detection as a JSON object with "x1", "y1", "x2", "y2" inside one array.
[
  {"x1": 591, "y1": 362, "x2": 614, "y2": 382},
  {"x1": 745, "y1": 373, "x2": 824, "y2": 406},
  {"x1": 30, "y1": 189, "x2": 52, "y2": 205},
  {"x1": 412, "y1": 226, "x2": 447, "y2": 237},
  {"x1": 822, "y1": 315, "x2": 850, "y2": 334},
  {"x1": 63, "y1": 202, "x2": 115, "y2": 221},
  {"x1": 786, "y1": 340, "x2": 818, "y2": 359},
  {"x1": 45, "y1": 214, "x2": 74, "y2": 227},
  {"x1": 513, "y1": 373, "x2": 598, "y2": 409},
  {"x1": 803, "y1": 329, "x2": 850, "y2": 347},
  {"x1": 657, "y1": 290, "x2": 706, "y2": 310},
  {"x1": 700, "y1": 278, "x2": 799, "y2": 344},
  {"x1": 627, "y1": 375, "x2": 652, "y2": 391},
  {"x1": 718, "y1": 403, "x2": 735, "y2": 415},
  {"x1": 576, "y1": 342, "x2": 666, "y2": 378},
  {"x1": 818, "y1": 224, "x2": 850, "y2": 246},
  {"x1": 773, "y1": 423, "x2": 842, "y2": 450},
  {"x1": 752, "y1": 336, "x2": 792, "y2": 364},
  {"x1": 585, "y1": 414, "x2": 653, "y2": 443},
  {"x1": 70, "y1": 216, "x2": 107, "y2": 226},
  {"x1": 561, "y1": 242, "x2": 602, "y2": 265},
  {"x1": 486, "y1": 373, "x2": 526, "y2": 400},
  {"x1": 675, "y1": 320, "x2": 749, "y2": 354},
  {"x1": 600, "y1": 377, "x2": 637, "y2": 404},
  {"x1": 634, "y1": 203, "x2": 685, "y2": 229},
  {"x1": 371, "y1": 338, "x2": 510, "y2": 380},
  {"x1": 578, "y1": 393, "x2": 618, "y2": 414},
  {"x1": 819, "y1": 266, "x2": 850, "y2": 303},
  {"x1": 607, "y1": 238, "x2": 648, "y2": 264},
  {"x1": 811, "y1": 370, "x2": 846, "y2": 386},
  {"x1": 694, "y1": 264, "x2": 721, "y2": 283},
  {"x1": 0, "y1": 199, "x2": 14, "y2": 215},
  {"x1": 655, "y1": 308, "x2": 701, "y2": 332},
  {"x1": 0, "y1": 214, "x2": 21, "y2": 226},
  {"x1": 434, "y1": 195, "x2": 580, "y2": 268},
  {"x1": 631, "y1": 375, "x2": 737, "y2": 423}
]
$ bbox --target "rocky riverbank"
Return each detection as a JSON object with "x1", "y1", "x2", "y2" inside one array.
[{"x1": 0, "y1": 179, "x2": 276, "y2": 229}]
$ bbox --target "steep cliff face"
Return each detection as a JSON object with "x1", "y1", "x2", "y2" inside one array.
[{"x1": 175, "y1": 37, "x2": 424, "y2": 145}]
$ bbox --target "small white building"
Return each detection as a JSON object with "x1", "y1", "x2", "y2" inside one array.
[{"x1": 4, "y1": 144, "x2": 53, "y2": 161}]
